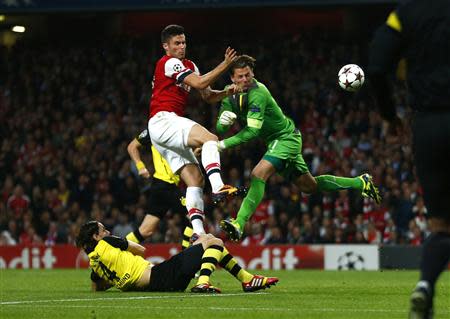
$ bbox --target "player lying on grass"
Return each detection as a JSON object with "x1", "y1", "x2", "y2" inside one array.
[
  {"x1": 217, "y1": 55, "x2": 381, "y2": 241},
  {"x1": 76, "y1": 220, "x2": 278, "y2": 293}
]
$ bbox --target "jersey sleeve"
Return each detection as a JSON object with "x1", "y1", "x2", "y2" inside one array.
[
  {"x1": 367, "y1": 7, "x2": 406, "y2": 122},
  {"x1": 216, "y1": 92, "x2": 234, "y2": 135},
  {"x1": 164, "y1": 58, "x2": 194, "y2": 84},
  {"x1": 192, "y1": 61, "x2": 200, "y2": 75},
  {"x1": 246, "y1": 90, "x2": 267, "y2": 129},
  {"x1": 223, "y1": 90, "x2": 267, "y2": 148},
  {"x1": 103, "y1": 236, "x2": 129, "y2": 251},
  {"x1": 135, "y1": 129, "x2": 152, "y2": 147},
  {"x1": 90, "y1": 269, "x2": 103, "y2": 282}
]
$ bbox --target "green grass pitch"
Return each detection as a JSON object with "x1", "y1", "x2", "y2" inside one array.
[{"x1": 0, "y1": 269, "x2": 448, "y2": 319}]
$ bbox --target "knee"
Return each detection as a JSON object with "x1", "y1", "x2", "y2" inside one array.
[
  {"x1": 205, "y1": 234, "x2": 223, "y2": 248},
  {"x1": 251, "y1": 169, "x2": 263, "y2": 180},
  {"x1": 298, "y1": 176, "x2": 317, "y2": 194},
  {"x1": 138, "y1": 224, "x2": 154, "y2": 238},
  {"x1": 194, "y1": 173, "x2": 205, "y2": 187},
  {"x1": 251, "y1": 168, "x2": 270, "y2": 181},
  {"x1": 204, "y1": 134, "x2": 219, "y2": 143}
]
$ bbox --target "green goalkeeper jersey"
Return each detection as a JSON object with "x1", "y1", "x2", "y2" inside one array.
[{"x1": 217, "y1": 79, "x2": 296, "y2": 148}]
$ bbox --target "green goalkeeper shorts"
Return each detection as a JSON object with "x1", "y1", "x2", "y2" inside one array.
[{"x1": 262, "y1": 130, "x2": 309, "y2": 180}]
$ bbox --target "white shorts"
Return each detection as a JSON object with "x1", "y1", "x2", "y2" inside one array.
[{"x1": 148, "y1": 111, "x2": 198, "y2": 173}]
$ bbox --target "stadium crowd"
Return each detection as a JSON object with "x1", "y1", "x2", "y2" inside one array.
[{"x1": 0, "y1": 31, "x2": 427, "y2": 247}]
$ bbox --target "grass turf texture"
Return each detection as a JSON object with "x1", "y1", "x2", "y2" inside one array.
[{"x1": 0, "y1": 269, "x2": 448, "y2": 319}]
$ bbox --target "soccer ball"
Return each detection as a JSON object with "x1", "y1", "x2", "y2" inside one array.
[
  {"x1": 338, "y1": 64, "x2": 365, "y2": 92},
  {"x1": 337, "y1": 251, "x2": 366, "y2": 270}
]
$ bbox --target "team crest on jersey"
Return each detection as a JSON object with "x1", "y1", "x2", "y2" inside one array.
[{"x1": 173, "y1": 64, "x2": 183, "y2": 72}]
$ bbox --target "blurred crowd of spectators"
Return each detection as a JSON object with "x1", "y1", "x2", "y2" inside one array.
[{"x1": 0, "y1": 30, "x2": 428, "y2": 247}]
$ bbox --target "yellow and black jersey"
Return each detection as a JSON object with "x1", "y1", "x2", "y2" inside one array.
[
  {"x1": 136, "y1": 129, "x2": 180, "y2": 185},
  {"x1": 88, "y1": 236, "x2": 150, "y2": 291}
]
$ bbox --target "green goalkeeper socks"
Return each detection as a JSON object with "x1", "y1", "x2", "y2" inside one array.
[
  {"x1": 315, "y1": 175, "x2": 363, "y2": 192},
  {"x1": 236, "y1": 177, "x2": 266, "y2": 229}
]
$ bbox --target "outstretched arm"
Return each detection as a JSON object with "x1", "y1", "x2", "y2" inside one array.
[
  {"x1": 199, "y1": 84, "x2": 241, "y2": 104},
  {"x1": 219, "y1": 91, "x2": 267, "y2": 150},
  {"x1": 183, "y1": 47, "x2": 238, "y2": 90},
  {"x1": 220, "y1": 126, "x2": 261, "y2": 149}
]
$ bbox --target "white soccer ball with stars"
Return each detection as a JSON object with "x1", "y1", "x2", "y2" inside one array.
[{"x1": 338, "y1": 64, "x2": 365, "y2": 92}]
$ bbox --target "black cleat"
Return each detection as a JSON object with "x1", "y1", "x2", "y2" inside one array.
[
  {"x1": 220, "y1": 218, "x2": 243, "y2": 241},
  {"x1": 409, "y1": 287, "x2": 433, "y2": 319}
]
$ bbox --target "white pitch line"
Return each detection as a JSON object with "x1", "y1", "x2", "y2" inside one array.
[
  {"x1": 4, "y1": 304, "x2": 450, "y2": 314},
  {"x1": 0, "y1": 292, "x2": 266, "y2": 305}
]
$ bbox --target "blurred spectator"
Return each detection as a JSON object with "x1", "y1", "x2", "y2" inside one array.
[
  {"x1": 112, "y1": 213, "x2": 134, "y2": 238},
  {"x1": 0, "y1": 31, "x2": 425, "y2": 246},
  {"x1": 7, "y1": 185, "x2": 30, "y2": 218}
]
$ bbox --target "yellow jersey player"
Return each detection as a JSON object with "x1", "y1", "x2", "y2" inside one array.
[
  {"x1": 76, "y1": 220, "x2": 279, "y2": 293},
  {"x1": 125, "y1": 128, "x2": 193, "y2": 248}
]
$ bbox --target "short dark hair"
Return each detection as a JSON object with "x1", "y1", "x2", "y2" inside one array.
[
  {"x1": 76, "y1": 220, "x2": 99, "y2": 252},
  {"x1": 229, "y1": 55, "x2": 256, "y2": 76},
  {"x1": 161, "y1": 24, "x2": 185, "y2": 43}
]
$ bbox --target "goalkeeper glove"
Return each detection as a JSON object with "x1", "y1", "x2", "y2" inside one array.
[{"x1": 218, "y1": 111, "x2": 237, "y2": 126}]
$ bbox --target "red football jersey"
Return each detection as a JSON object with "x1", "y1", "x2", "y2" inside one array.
[{"x1": 149, "y1": 55, "x2": 199, "y2": 117}]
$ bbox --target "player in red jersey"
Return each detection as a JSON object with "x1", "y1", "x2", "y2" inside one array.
[{"x1": 148, "y1": 24, "x2": 243, "y2": 237}]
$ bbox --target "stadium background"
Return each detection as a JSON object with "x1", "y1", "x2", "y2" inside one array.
[{"x1": 0, "y1": 0, "x2": 431, "y2": 269}]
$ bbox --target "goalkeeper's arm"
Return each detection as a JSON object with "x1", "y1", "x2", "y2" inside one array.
[{"x1": 221, "y1": 126, "x2": 260, "y2": 149}]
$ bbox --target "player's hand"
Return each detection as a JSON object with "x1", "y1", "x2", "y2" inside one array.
[
  {"x1": 217, "y1": 140, "x2": 226, "y2": 152},
  {"x1": 224, "y1": 47, "x2": 238, "y2": 65},
  {"x1": 138, "y1": 168, "x2": 151, "y2": 179},
  {"x1": 219, "y1": 111, "x2": 237, "y2": 126},
  {"x1": 226, "y1": 83, "x2": 243, "y2": 96}
]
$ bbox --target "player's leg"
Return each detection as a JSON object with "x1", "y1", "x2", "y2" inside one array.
[
  {"x1": 409, "y1": 113, "x2": 450, "y2": 319},
  {"x1": 179, "y1": 164, "x2": 207, "y2": 235},
  {"x1": 190, "y1": 234, "x2": 224, "y2": 293},
  {"x1": 294, "y1": 166, "x2": 381, "y2": 204},
  {"x1": 126, "y1": 179, "x2": 177, "y2": 243},
  {"x1": 148, "y1": 114, "x2": 207, "y2": 235},
  {"x1": 126, "y1": 214, "x2": 160, "y2": 244},
  {"x1": 187, "y1": 123, "x2": 242, "y2": 203},
  {"x1": 313, "y1": 174, "x2": 381, "y2": 204},
  {"x1": 220, "y1": 159, "x2": 275, "y2": 241},
  {"x1": 181, "y1": 225, "x2": 193, "y2": 250}
]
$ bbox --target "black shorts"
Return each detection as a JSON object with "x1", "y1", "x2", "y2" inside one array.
[
  {"x1": 146, "y1": 178, "x2": 185, "y2": 219},
  {"x1": 412, "y1": 111, "x2": 450, "y2": 222},
  {"x1": 145, "y1": 244, "x2": 204, "y2": 292}
]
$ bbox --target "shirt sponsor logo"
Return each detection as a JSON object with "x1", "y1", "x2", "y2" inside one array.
[{"x1": 117, "y1": 273, "x2": 131, "y2": 288}]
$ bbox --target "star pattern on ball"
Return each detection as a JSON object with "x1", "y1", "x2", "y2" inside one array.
[{"x1": 355, "y1": 71, "x2": 363, "y2": 81}]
